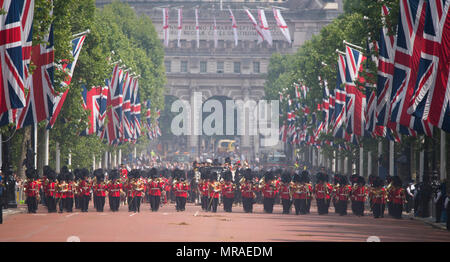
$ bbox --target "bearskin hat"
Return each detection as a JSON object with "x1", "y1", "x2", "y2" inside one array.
[
  {"x1": 392, "y1": 176, "x2": 402, "y2": 187},
  {"x1": 65, "y1": 171, "x2": 74, "y2": 181},
  {"x1": 109, "y1": 169, "x2": 120, "y2": 180},
  {"x1": 26, "y1": 168, "x2": 38, "y2": 180},
  {"x1": 373, "y1": 177, "x2": 383, "y2": 188},
  {"x1": 94, "y1": 168, "x2": 105, "y2": 181},
  {"x1": 244, "y1": 169, "x2": 253, "y2": 181},
  {"x1": 225, "y1": 157, "x2": 231, "y2": 164},
  {"x1": 47, "y1": 168, "x2": 57, "y2": 181},
  {"x1": 300, "y1": 170, "x2": 310, "y2": 183},
  {"x1": 340, "y1": 175, "x2": 348, "y2": 185},
  {"x1": 43, "y1": 165, "x2": 52, "y2": 177},
  {"x1": 316, "y1": 172, "x2": 327, "y2": 183},
  {"x1": 357, "y1": 176, "x2": 365, "y2": 185},
  {"x1": 150, "y1": 167, "x2": 158, "y2": 179},
  {"x1": 128, "y1": 169, "x2": 141, "y2": 179},
  {"x1": 293, "y1": 173, "x2": 301, "y2": 183},
  {"x1": 73, "y1": 169, "x2": 81, "y2": 180},
  {"x1": 79, "y1": 168, "x2": 89, "y2": 179},
  {"x1": 368, "y1": 174, "x2": 376, "y2": 186},
  {"x1": 281, "y1": 172, "x2": 291, "y2": 183},
  {"x1": 223, "y1": 170, "x2": 232, "y2": 182},
  {"x1": 386, "y1": 175, "x2": 392, "y2": 184},
  {"x1": 57, "y1": 172, "x2": 65, "y2": 182},
  {"x1": 350, "y1": 174, "x2": 359, "y2": 185},
  {"x1": 210, "y1": 171, "x2": 218, "y2": 181},
  {"x1": 264, "y1": 171, "x2": 274, "y2": 181}
]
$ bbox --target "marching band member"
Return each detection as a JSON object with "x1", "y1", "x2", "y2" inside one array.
[
  {"x1": 369, "y1": 177, "x2": 387, "y2": 218},
  {"x1": 199, "y1": 168, "x2": 210, "y2": 211},
  {"x1": 93, "y1": 169, "x2": 107, "y2": 212},
  {"x1": 391, "y1": 176, "x2": 406, "y2": 219},
  {"x1": 107, "y1": 170, "x2": 122, "y2": 212},
  {"x1": 65, "y1": 171, "x2": 75, "y2": 213},
  {"x1": 335, "y1": 174, "x2": 352, "y2": 216},
  {"x1": 351, "y1": 176, "x2": 367, "y2": 217},
  {"x1": 221, "y1": 170, "x2": 235, "y2": 213},
  {"x1": 209, "y1": 172, "x2": 221, "y2": 213},
  {"x1": 56, "y1": 170, "x2": 68, "y2": 213},
  {"x1": 314, "y1": 172, "x2": 330, "y2": 215},
  {"x1": 46, "y1": 168, "x2": 58, "y2": 213},
  {"x1": 240, "y1": 169, "x2": 256, "y2": 213},
  {"x1": 24, "y1": 169, "x2": 40, "y2": 213},
  {"x1": 79, "y1": 169, "x2": 91, "y2": 212},
  {"x1": 130, "y1": 170, "x2": 145, "y2": 213},
  {"x1": 260, "y1": 171, "x2": 276, "y2": 214},
  {"x1": 279, "y1": 172, "x2": 293, "y2": 214},
  {"x1": 148, "y1": 168, "x2": 164, "y2": 212},
  {"x1": 292, "y1": 171, "x2": 311, "y2": 215}
]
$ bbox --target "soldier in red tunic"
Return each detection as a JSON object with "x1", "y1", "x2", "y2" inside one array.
[
  {"x1": 65, "y1": 171, "x2": 75, "y2": 212},
  {"x1": 199, "y1": 168, "x2": 210, "y2": 211},
  {"x1": 369, "y1": 177, "x2": 387, "y2": 218},
  {"x1": 107, "y1": 170, "x2": 122, "y2": 212},
  {"x1": 260, "y1": 171, "x2": 277, "y2": 214},
  {"x1": 351, "y1": 176, "x2": 367, "y2": 216},
  {"x1": 314, "y1": 172, "x2": 330, "y2": 215},
  {"x1": 45, "y1": 169, "x2": 58, "y2": 213},
  {"x1": 279, "y1": 172, "x2": 293, "y2": 214},
  {"x1": 120, "y1": 164, "x2": 128, "y2": 180},
  {"x1": 56, "y1": 171, "x2": 68, "y2": 213},
  {"x1": 335, "y1": 175, "x2": 352, "y2": 216},
  {"x1": 222, "y1": 170, "x2": 235, "y2": 212},
  {"x1": 130, "y1": 170, "x2": 145, "y2": 213},
  {"x1": 240, "y1": 169, "x2": 256, "y2": 213},
  {"x1": 79, "y1": 169, "x2": 91, "y2": 212},
  {"x1": 148, "y1": 168, "x2": 164, "y2": 212},
  {"x1": 93, "y1": 169, "x2": 107, "y2": 212},
  {"x1": 24, "y1": 169, "x2": 40, "y2": 213},
  {"x1": 391, "y1": 176, "x2": 406, "y2": 219},
  {"x1": 208, "y1": 171, "x2": 220, "y2": 213}
]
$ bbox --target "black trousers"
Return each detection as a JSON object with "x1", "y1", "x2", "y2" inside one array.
[
  {"x1": 242, "y1": 197, "x2": 253, "y2": 213},
  {"x1": 223, "y1": 197, "x2": 234, "y2": 212},
  {"x1": 373, "y1": 203, "x2": 385, "y2": 218},
  {"x1": 306, "y1": 198, "x2": 311, "y2": 213},
  {"x1": 446, "y1": 204, "x2": 450, "y2": 231},
  {"x1": 352, "y1": 201, "x2": 364, "y2": 216},
  {"x1": 59, "y1": 198, "x2": 67, "y2": 212},
  {"x1": 316, "y1": 199, "x2": 328, "y2": 215},
  {"x1": 201, "y1": 195, "x2": 209, "y2": 210},
  {"x1": 47, "y1": 196, "x2": 56, "y2": 212},
  {"x1": 210, "y1": 197, "x2": 218, "y2": 213},
  {"x1": 132, "y1": 196, "x2": 141, "y2": 212},
  {"x1": 281, "y1": 198, "x2": 291, "y2": 214},
  {"x1": 0, "y1": 200, "x2": 2, "y2": 223},
  {"x1": 435, "y1": 198, "x2": 443, "y2": 222},
  {"x1": 27, "y1": 196, "x2": 38, "y2": 213},
  {"x1": 263, "y1": 197, "x2": 274, "y2": 213},
  {"x1": 336, "y1": 200, "x2": 348, "y2": 216},
  {"x1": 110, "y1": 196, "x2": 120, "y2": 211},
  {"x1": 128, "y1": 196, "x2": 133, "y2": 211},
  {"x1": 150, "y1": 195, "x2": 161, "y2": 211},
  {"x1": 96, "y1": 196, "x2": 105, "y2": 212},
  {"x1": 392, "y1": 203, "x2": 403, "y2": 219},
  {"x1": 293, "y1": 199, "x2": 307, "y2": 215},
  {"x1": 75, "y1": 196, "x2": 80, "y2": 209},
  {"x1": 387, "y1": 202, "x2": 393, "y2": 216},
  {"x1": 65, "y1": 198, "x2": 73, "y2": 212},
  {"x1": 81, "y1": 195, "x2": 89, "y2": 212}
]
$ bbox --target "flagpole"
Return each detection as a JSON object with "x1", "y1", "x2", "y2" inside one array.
[
  {"x1": 34, "y1": 123, "x2": 38, "y2": 169},
  {"x1": 44, "y1": 127, "x2": 49, "y2": 166},
  {"x1": 72, "y1": 29, "x2": 90, "y2": 39},
  {"x1": 343, "y1": 40, "x2": 364, "y2": 51},
  {"x1": 419, "y1": 137, "x2": 424, "y2": 182},
  {"x1": 359, "y1": 146, "x2": 363, "y2": 177},
  {"x1": 389, "y1": 140, "x2": 394, "y2": 176},
  {"x1": 55, "y1": 142, "x2": 60, "y2": 173},
  {"x1": 335, "y1": 49, "x2": 346, "y2": 55},
  {"x1": 440, "y1": 130, "x2": 446, "y2": 181},
  {"x1": 368, "y1": 150, "x2": 372, "y2": 178},
  {"x1": 378, "y1": 141, "x2": 382, "y2": 176}
]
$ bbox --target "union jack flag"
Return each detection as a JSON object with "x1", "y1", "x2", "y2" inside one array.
[
  {"x1": 81, "y1": 85, "x2": 105, "y2": 136},
  {"x1": 101, "y1": 65, "x2": 123, "y2": 145},
  {"x1": 131, "y1": 78, "x2": 141, "y2": 140},
  {"x1": 389, "y1": 0, "x2": 433, "y2": 136},
  {"x1": 344, "y1": 45, "x2": 366, "y2": 137},
  {"x1": 409, "y1": 0, "x2": 450, "y2": 132},
  {"x1": 333, "y1": 53, "x2": 347, "y2": 138},
  {"x1": 121, "y1": 72, "x2": 133, "y2": 142},
  {"x1": 47, "y1": 34, "x2": 86, "y2": 129},
  {"x1": 16, "y1": 25, "x2": 54, "y2": 129},
  {"x1": 97, "y1": 83, "x2": 108, "y2": 136},
  {"x1": 145, "y1": 99, "x2": 152, "y2": 139},
  {"x1": 0, "y1": 0, "x2": 29, "y2": 114}
]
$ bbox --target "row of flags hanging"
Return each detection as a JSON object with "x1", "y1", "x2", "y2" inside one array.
[
  {"x1": 0, "y1": 0, "x2": 161, "y2": 145},
  {"x1": 162, "y1": 7, "x2": 291, "y2": 47},
  {"x1": 280, "y1": 0, "x2": 449, "y2": 150},
  {"x1": 0, "y1": 0, "x2": 85, "y2": 131}
]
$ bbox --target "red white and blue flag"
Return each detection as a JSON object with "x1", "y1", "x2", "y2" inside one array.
[
  {"x1": 389, "y1": 0, "x2": 433, "y2": 136},
  {"x1": 101, "y1": 65, "x2": 123, "y2": 145},
  {"x1": 47, "y1": 34, "x2": 86, "y2": 129},
  {"x1": 131, "y1": 77, "x2": 141, "y2": 140},
  {"x1": 332, "y1": 53, "x2": 347, "y2": 138},
  {"x1": 0, "y1": 0, "x2": 29, "y2": 114},
  {"x1": 81, "y1": 85, "x2": 105, "y2": 136},
  {"x1": 121, "y1": 72, "x2": 133, "y2": 142}
]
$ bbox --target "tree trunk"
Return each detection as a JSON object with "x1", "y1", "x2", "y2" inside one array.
[{"x1": 17, "y1": 126, "x2": 31, "y2": 179}]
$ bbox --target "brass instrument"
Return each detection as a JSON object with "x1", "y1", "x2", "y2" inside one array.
[
  {"x1": 239, "y1": 177, "x2": 246, "y2": 186},
  {"x1": 258, "y1": 177, "x2": 265, "y2": 189}
]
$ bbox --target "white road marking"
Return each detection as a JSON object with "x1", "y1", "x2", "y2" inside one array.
[
  {"x1": 65, "y1": 213, "x2": 79, "y2": 218},
  {"x1": 194, "y1": 211, "x2": 199, "y2": 217},
  {"x1": 129, "y1": 213, "x2": 137, "y2": 217}
]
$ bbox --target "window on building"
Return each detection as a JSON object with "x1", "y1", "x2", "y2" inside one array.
[
  {"x1": 200, "y1": 61, "x2": 207, "y2": 73},
  {"x1": 181, "y1": 61, "x2": 188, "y2": 73},
  {"x1": 253, "y1": 61, "x2": 260, "y2": 73},
  {"x1": 217, "y1": 61, "x2": 224, "y2": 73},
  {"x1": 234, "y1": 62, "x2": 241, "y2": 73},
  {"x1": 165, "y1": 60, "x2": 171, "y2": 73}
]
